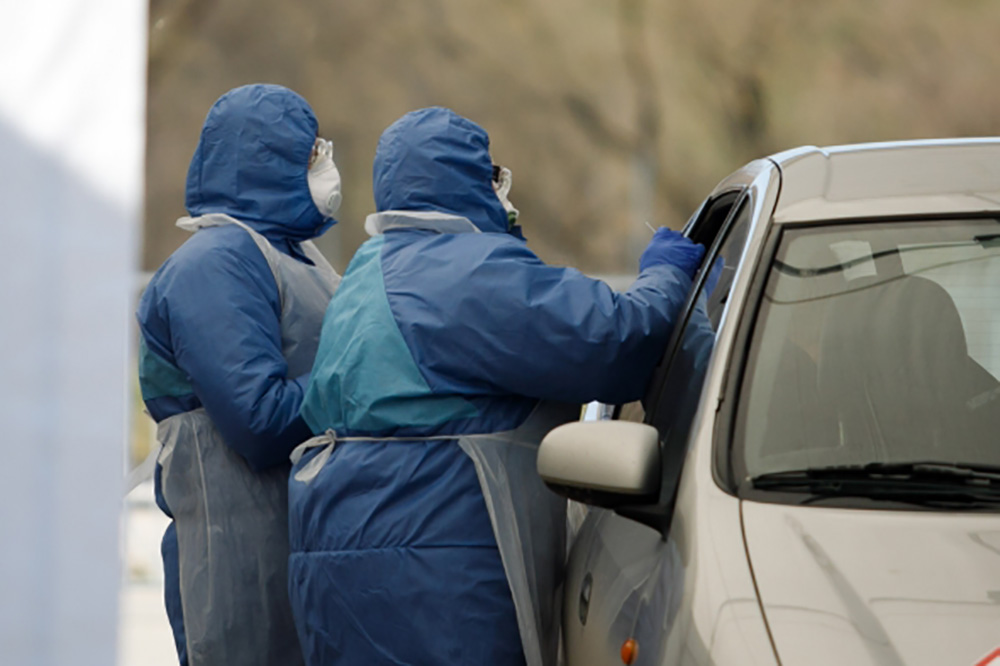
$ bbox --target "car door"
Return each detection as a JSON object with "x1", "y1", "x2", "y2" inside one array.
[{"x1": 562, "y1": 186, "x2": 760, "y2": 666}]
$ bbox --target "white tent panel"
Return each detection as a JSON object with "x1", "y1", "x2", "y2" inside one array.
[{"x1": 0, "y1": 1, "x2": 146, "y2": 665}]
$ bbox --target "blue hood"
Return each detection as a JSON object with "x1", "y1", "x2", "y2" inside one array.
[
  {"x1": 185, "y1": 84, "x2": 333, "y2": 242},
  {"x1": 372, "y1": 107, "x2": 509, "y2": 234}
]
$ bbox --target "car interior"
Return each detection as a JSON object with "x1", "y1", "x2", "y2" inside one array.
[{"x1": 744, "y1": 221, "x2": 1000, "y2": 478}]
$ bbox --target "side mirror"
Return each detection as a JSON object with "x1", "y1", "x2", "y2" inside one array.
[{"x1": 537, "y1": 421, "x2": 661, "y2": 508}]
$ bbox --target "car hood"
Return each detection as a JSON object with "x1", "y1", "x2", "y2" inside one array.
[{"x1": 742, "y1": 501, "x2": 1000, "y2": 666}]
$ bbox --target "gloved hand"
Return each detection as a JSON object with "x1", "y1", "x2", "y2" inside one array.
[{"x1": 639, "y1": 227, "x2": 705, "y2": 278}]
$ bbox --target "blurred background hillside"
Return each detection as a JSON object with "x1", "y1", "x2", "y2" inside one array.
[{"x1": 144, "y1": 0, "x2": 1000, "y2": 275}]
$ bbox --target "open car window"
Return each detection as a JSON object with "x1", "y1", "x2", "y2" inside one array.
[
  {"x1": 643, "y1": 199, "x2": 752, "y2": 429},
  {"x1": 616, "y1": 195, "x2": 753, "y2": 427}
]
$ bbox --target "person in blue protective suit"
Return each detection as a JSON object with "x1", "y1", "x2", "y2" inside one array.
[
  {"x1": 136, "y1": 84, "x2": 342, "y2": 666},
  {"x1": 286, "y1": 107, "x2": 705, "y2": 666}
]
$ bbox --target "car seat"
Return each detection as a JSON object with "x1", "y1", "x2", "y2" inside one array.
[{"x1": 817, "y1": 274, "x2": 976, "y2": 463}]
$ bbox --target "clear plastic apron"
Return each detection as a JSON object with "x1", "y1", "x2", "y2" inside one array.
[
  {"x1": 158, "y1": 214, "x2": 339, "y2": 666},
  {"x1": 291, "y1": 400, "x2": 579, "y2": 666}
]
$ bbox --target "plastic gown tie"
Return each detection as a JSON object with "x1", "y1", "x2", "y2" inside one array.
[{"x1": 289, "y1": 429, "x2": 466, "y2": 484}]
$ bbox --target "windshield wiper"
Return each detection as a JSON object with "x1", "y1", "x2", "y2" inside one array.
[
  {"x1": 754, "y1": 461, "x2": 1000, "y2": 485},
  {"x1": 750, "y1": 461, "x2": 1000, "y2": 505}
]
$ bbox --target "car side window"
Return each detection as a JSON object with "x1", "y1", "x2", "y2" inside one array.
[
  {"x1": 605, "y1": 190, "x2": 740, "y2": 423},
  {"x1": 617, "y1": 193, "x2": 747, "y2": 425},
  {"x1": 646, "y1": 198, "x2": 752, "y2": 440},
  {"x1": 687, "y1": 191, "x2": 741, "y2": 249},
  {"x1": 704, "y1": 207, "x2": 752, "y2": 328}
]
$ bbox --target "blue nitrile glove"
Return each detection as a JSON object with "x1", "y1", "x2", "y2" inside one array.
[{"x1": 639, "y1": 227, "x2": 706, "y2": 278}]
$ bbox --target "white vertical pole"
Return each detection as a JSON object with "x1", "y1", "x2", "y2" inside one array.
[{"x1": 0, "y1": 1, "x2": 147, "y2": 665}]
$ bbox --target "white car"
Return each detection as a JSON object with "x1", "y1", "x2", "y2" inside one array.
[{"x1": 539, "y1": 139, "x2": 1000, "y2": 666}]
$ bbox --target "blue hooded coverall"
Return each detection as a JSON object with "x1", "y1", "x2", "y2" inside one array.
[
  {"x1": 288, "y1": 107, "x2": 697, "y2": 665},
  {"x1": 137, "y1": 84, "x2": 333, "y2": 664}
]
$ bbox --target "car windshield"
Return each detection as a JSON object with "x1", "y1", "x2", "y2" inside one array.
[{"x1": 735, "y1": 218, "x2": 1000, "y2": 481}]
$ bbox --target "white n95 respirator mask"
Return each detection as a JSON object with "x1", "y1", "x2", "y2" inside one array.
[{"x1": 308, "y1": 138, "x2": 342, "y2": 218}]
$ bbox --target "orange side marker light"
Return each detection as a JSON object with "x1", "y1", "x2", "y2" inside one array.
[{"x1": 621, "y1": 638, "x2": 639, "y2": 665}]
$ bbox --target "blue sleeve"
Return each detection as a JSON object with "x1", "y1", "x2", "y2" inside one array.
[
  {"x1": 157, "y1": 235, "x2": 312, "y2": 470},
  {"x1": 386, "y1": 238, "x2": 695, "y2": 405}
]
